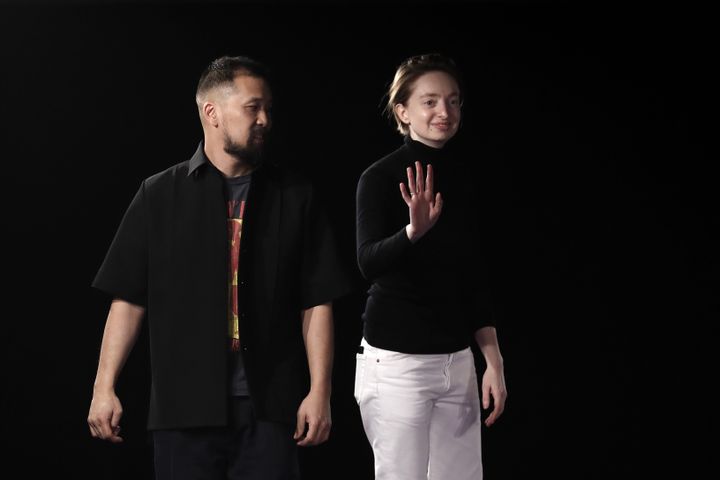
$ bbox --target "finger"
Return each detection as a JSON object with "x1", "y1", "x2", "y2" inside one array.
[
  {"x1": 111, "y1": 423, "x2": 122, "y2": 439},
  {"x1": 426, "y1": 164, "x2": 434, "y2": 194},
  {"x1": 317, "y1": 420, "x2": 331, "y2": 444},
  {"x1": 88, "y1": 421, "x2": 99, "y2": 438},
  {"x1": 486, "y1": 406, "x2": 503, "y2": 426},
  {"x1": 111, "y1": 408, "x2": 123, "y2": 431},
  {"x1": 298, "y1": 419, "x2": 319, "y2": 446},
  {"x1": 98, "y1": 415, "x2": 114, "y2": 440},
  {"x1": 92, "y1": 422, "x2": 105, "y2": 439},
  {"x1": 493, "y1": 391, "x2": 507, "y2": 418},
  {"x1": 294, "y1": 412, "x2": 306, "y2": 440},
  {"x1": 415, "y1": 161, "x2": 424, "y2": 193},
  {"x1": 493, "y1": 402, "x2": 505, "y2": 420},
  {"x1": 399, "y1": 183, "x2": 412, "y2": 204},
  {"x1": 485, "y1": 408, "x2": 498, "y2": 427},
  {"x1": 432, "y1": 192, "x2": 443, "y2": 216},
  {"x1": 485, "y1": 390, "x2": 507, "y2": 427},
  {"x1": 406, "y1": 166, "x2": 416, "y2": 195},
  {"x1": 482, "y1": 384, "x2": 491, "y2": 410}
]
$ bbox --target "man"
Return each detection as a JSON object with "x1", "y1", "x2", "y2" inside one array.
[{"x1": 87, "y1": 55, "x2": 351, "y2": 480}]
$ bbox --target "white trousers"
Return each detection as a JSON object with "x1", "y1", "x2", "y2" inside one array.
[{"x1": 355, "y1": 338, "x2": 483, "y2": 480}]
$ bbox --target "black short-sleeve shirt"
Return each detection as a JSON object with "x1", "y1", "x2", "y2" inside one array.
[{"x1": 93, "y1": 143, "x2": 352, "y2": 429}]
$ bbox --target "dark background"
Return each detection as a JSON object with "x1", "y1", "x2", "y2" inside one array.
[{"x1": 1, "y1": 1, "x2": 716, "y2": 479}]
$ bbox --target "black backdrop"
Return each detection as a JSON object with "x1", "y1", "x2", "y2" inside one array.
[{"x1": 1, "y1": 2, "x2": 716, "y2": 479}]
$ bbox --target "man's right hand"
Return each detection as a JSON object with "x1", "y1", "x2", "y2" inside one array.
[{"x1": 88, "y1": 390, "x2": 124, "y2": 443}]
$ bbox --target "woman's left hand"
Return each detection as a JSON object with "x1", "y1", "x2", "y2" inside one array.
[
  {"x1": 399, "y1": 161, "x2": 443, "y2": 242},
  {"x1": 481, "y1": 365, "x2": 507, "y2": 427}
]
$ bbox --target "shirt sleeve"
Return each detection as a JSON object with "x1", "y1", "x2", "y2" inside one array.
[
  {"x1": 468, "y1": 194, "x2": 497, "y2": 331},
  {"x1": 355, "y1": 169, "x2": 412, "y2": 281},
  {"x1": 470, "y1": 272, "x2": 497, "y2": 331},
  {"x1": 92, "y1": 181, "x2": 149, "y2": 307},
  {"x1": 299, "y1": 186, "x2": 353, "y2": 310}
]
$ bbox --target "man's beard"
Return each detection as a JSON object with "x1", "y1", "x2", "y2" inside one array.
[{"x1": 222, "y1": 128, "x2": 266, "y2": 168}]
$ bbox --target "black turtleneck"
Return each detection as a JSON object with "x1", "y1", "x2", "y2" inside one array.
[{"x1": 356, "y1": 135, "x2": 495, "y2": 354}]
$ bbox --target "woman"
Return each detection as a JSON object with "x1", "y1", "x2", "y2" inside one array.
[{"x1": 355, "y1": 53, "x2": 507, "y2": 480}]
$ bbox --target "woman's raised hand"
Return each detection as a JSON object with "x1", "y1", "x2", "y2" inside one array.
[{"x1": 399, "y1": 161, "x2": 443, "y2": 243}]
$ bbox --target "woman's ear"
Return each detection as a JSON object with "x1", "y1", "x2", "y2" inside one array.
[{"x1": 394, "y1": 103, "x2": 410, "y2": 125}]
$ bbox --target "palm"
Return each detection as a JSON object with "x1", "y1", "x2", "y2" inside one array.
[{"x1": 400, "y1": 161, "x2": 443, "y2": 242}]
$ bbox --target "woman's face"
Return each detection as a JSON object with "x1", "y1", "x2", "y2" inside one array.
[{"x1": 396, "y1": 71, "x2": 461, "y2": 148}]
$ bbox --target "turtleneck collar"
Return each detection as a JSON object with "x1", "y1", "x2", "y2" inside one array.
[{"x1": 403, "y1": 135, "x2": 455, "y2": 165}]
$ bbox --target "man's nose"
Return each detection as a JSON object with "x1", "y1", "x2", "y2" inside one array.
[{"x1": 256, "y1": 109, "x2": 270, "y2": 126}]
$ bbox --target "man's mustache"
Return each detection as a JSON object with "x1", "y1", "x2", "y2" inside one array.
[{"x1": 250, "y1": 128, "x2": 267, "y2": 139}]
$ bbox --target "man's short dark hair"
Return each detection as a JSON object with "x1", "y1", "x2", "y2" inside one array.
[{"x1": 196, "y1": 55, "x2": 271, "y2": 100}]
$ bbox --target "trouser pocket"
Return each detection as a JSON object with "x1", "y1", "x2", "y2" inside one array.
[{"x1": 354, "y1": 353, "x2": 367, "y2": 405}]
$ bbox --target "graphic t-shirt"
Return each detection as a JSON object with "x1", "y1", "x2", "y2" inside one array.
[{"x1": 226, "y1": 173, "x2": 251, "y2": 396}]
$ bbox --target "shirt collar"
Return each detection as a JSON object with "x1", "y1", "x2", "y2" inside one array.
[
  {"x1": 188, "y1": 141, "x2": 209, "y2": 177},
  {"x1": 403, "y1": 135, "x2": 452, "y2": 164}
]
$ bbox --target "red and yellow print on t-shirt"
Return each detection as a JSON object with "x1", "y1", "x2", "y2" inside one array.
[{"x1": 227, "y1": 199, "x2": 245, "y2": 352}]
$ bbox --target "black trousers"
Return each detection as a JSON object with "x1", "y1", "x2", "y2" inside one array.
[{"x1": 153, "y1": 397, "x2": 300, "y2": 480}]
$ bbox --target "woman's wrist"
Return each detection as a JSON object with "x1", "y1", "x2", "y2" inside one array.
[{"x1": 405, "y1": 224, "x2": 418, "y2": 243}]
